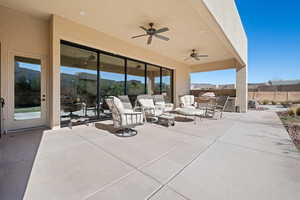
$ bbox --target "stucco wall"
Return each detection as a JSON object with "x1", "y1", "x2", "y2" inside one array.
[
  {"x1": 0, "y1": 6, "x2": 191, "y2": 130},
  {"x1": 202, "y1": 0, "x2": 247, "y2": 66},
  {"x1": 0, "y1": 6, "x2": 50, "y2": 129},
  {"x1": 50, "y1": 15, "x2": 190, "y2": 128}
]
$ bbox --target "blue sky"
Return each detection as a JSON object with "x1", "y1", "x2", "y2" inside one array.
[{"x1": 191, "y1": 0, "x2": 300, "y2": 84}]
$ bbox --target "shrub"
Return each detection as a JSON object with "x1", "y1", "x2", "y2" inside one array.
[
  {"x1": 271, "y1": 101, "x2": 277, "y2": 105},
  {"x1": 292, "y1": 100, "x2": 300, "y2": 105},
  {"x1": 288, "y1": 108, "x2": 296, "y2": 116},
  {"x1": 296, "y1": 107, "x2": 300, "y2": 116},
  {"x1": 262, "y1": 100, "x2": 269, "y2": 105},
  {"x1": 281, "y1": 101, "x2": 293, "y2": 108}
]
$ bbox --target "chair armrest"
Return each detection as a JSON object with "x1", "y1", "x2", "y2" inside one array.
[
  {"x1": 124, "y1": 111, "x2": 143, "y2": 115},
  {"x1": 165, "y1": 103, "x2": 174, "y2": 107},
  {"x1": 133, "y1": 106, "x2": 142, "y2": 112},
  {"x1": 142, "y1": 106, "x2": 155, "y2": 111}
]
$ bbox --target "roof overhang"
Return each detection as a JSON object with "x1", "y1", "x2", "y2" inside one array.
[{"x1": 0, "y1": 0, "x2": 247, "y2": 70}]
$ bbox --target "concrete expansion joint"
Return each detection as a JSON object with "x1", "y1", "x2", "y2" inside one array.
[
  {"x1": 73, "y1": 128, "x2": 219, "y2": 200},
  {"x1": 72, "y1": 133, "x2": 176, "y2": 199},
  {"x1": 147, "y1": 136, "x2": 220, "y2": 200}
]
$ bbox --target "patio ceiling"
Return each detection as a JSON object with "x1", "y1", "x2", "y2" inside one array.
[{"x1": 0, "y1": 0, "x2": 236, "y2": 66}]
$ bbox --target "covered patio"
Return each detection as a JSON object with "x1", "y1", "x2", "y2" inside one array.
[{"x1": 1, "y1": 110, "x2": 299, "y2": 200}]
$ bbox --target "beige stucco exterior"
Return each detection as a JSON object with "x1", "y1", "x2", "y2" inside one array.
[{"x1": 0, "y1": 0, "x2": 247, "y2": 130}]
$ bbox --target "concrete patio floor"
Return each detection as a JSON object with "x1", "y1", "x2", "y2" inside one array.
[{"x1": 1, "y1": 110, "x2": 300, "y2": 200}]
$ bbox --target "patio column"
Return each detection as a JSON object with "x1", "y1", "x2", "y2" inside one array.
[
  {"x1": 236, "y1": 66, "x2": 248, "y2": 113},
  {"x1": 49, "y1": 16, "x2": 61, "y2": 129}
]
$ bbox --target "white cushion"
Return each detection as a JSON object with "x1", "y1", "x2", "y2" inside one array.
[
  {"x1": 180, "y1": 95, "x2": 195, "y2": 107},
  {"x1": 112, "y1": 96, "x2": 125, "y2": 114},
  {"x1": 140, "y1": 98, "x2": 155, "y2": 108}
]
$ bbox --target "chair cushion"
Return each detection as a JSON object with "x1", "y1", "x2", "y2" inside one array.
[
  {"x1": 112, "y1": 96, "x2": 125, "y2": 114},
  {"x1": 180, "y1": 95, "x2": 195, "y2": 107},
  {"x1": 118, "y1": 95, "x2": 133, "y2": 110},
  {"x1": 139, "y1": 98, "x2": 155, "y2": 108}
]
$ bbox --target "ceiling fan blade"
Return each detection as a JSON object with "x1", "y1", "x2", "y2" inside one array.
[
  {"x1": 194, "y1": 57, "x2": 200, "y2": 61},
  {"x1": 147, "y1": 35, "x2": 153, "y2": 45},
  {"x1": 154, "y1": 34, "x2": 170, "y2": 41},
  {"x1": 155, "y1": 27, "x2": 169, "y2": 34},
  {"x1": 196, "y1": 55, "x2": 209, "y2": 58},
  {"x1": 131, "y1": 34, "x2": 148, "y2": 39},
  {"x1": 139, "y1": 26, "x2": 148, "y2": 32},
  {"x1": 184, "y1": 57, "x2": 191, "y2": 61}
]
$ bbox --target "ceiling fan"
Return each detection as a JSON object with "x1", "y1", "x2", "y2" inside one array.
[
  {"x1": 131, "y1": 23, "x2": 170, "y2": 45},
  {"x1": 185, "y1": 49, "x2": 208, "y2": 61}
]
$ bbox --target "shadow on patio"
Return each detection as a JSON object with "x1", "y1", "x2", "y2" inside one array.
[{"x1": 0, "y1": 129, "x2": 44, "y2": 200}]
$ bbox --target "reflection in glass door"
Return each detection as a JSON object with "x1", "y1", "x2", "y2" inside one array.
[
  {"x1": 99, "y1": 54, "x2": 125, "y2": 117},
  {"x1": 60, "y1": 44, "x2": 98, "y2": 124},
  {"x1": 127, "y1": 60, "x2": 146, "y2": 104},
  {"x1": 14, "y1": 56, "x2": 42, "y2": 120},
  {"x1": 147, "y1": 64, "x2": 161, "y2": 95},
  {"x1": 162, "y1": 68, "x2": 173, "y2": 103}
]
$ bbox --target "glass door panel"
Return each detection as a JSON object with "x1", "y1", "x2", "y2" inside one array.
[
  {"x1": 60, "y1": 44, "x2": 98, "y2": 124},
  {"x1": 99, "y1": 54, "x2": 125, "y2": 117},
  {"x1": 162, "y1": 68, "x2": 173, "y2": 103},
  {"x1": 146, "y1": 64, "x2": 161, "y2": 95},
  {"x1": 14, "y1": 56, "x2": 42, "y2": 120},
  {"x1": 127, "y1": 60, "x2": 146, "y2": 104}
]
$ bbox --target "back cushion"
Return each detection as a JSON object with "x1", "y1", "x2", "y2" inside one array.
[
  {"x1": 140, "y1": 99, "x2": 155, "y2": 108},
  {"x1": 112, "y1": 97, "x2": 125, "y2": 113}
]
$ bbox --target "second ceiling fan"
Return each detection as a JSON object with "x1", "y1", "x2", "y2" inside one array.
[
  {"x1": 185, "y1": 49, "x2": 208, "y2": 61},
  {"x1": 131, "y1": 23, "x2": 170, "y2": 45}
]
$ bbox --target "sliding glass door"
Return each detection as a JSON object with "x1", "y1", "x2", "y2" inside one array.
[
  {"x1": 127, "y1": 60, "x2": 146, "y2": 104},
  {"x1": 60, "y1": 41, "x2": 174, "y2": 124},
  {"x1": 146, "y1": 64, "x2": 161, "y2": 95},
  {"x1": 162, "y1": 68, "x2": 173, "y2": 103},
  {"x1": 99, "y1": 54, "x2": 125, "y2": 117},
  {"x1": 60, "y1": 44, "x2": 98, "y2": 124}
]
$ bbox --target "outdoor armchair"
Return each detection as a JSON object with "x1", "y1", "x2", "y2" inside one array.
[
  {"x1": 136, "y1": 95, "x2": 164, "y2": 122},
  {"x1": 105, "y1": 96, "x2": 144, "y2": 137},
  {"x1": 153, "y1": 94, "x2": 174, "y2": 112},
  {"x1": 204, "y1": 96, "x2": 229, "y2": 119},
  {"x1": 179, "y1": 95, "x2": 198, "y2": 109}
]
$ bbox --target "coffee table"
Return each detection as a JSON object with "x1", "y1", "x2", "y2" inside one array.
[
  {"x1": 157, "y1": 114, "x2": 175, "y2": 127},
  {"x1": 175, "y1": 108, "x2": 205, "y2": 124}
]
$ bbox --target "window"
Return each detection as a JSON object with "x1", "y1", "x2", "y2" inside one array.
[
  {"x1": 60, "y1": 44, "x2": 98, "y2": 123},
  {"x1": 60, "y1": 41, "x2": 174, "y2": 124},
  {"x1": 14, "y1": 56, "x2": 41, "y2": 120}
]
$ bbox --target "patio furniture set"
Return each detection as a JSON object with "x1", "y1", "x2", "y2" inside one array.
[{"x1": 105, "y1": 94, "x2": 229, "y2": 137}]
